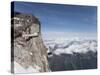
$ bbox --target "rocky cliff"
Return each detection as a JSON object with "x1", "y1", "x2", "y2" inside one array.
[{"x1": 11, "y1": 12, "x2": 49, "y2": 73}]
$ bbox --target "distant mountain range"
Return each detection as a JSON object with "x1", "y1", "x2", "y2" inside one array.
[{"x1": 43, "y1": 37, "x2": 97, "y2": 71}]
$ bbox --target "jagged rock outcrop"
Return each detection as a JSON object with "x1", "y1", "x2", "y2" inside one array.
[{"x1": 11, "y1": 12, "x2": 49, "y2": 73}]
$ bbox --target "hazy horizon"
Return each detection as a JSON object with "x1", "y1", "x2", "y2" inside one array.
[{"x1": 13, "y1": 1, "x2": 97, "y2": 38}]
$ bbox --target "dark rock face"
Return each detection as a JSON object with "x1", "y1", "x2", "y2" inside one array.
[
  {"x1": 48, "y1": 51, "x2": 97, "y2": 71},
  {"x1": 11, "y1": 13, "x2": 49, "y2": 73}
]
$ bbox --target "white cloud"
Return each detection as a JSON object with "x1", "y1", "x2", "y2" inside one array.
[{"x1": 44, "y1": 36, "x2": 97, "y2": 55}]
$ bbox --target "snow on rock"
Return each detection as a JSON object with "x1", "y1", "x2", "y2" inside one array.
[{"x1": 14, "y1": 61, "x2": 41, "y2": 74}]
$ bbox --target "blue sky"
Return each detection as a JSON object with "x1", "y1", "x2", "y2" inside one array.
[{"x1": 12, "y1": 1, "x2": 97, "y2": 38}]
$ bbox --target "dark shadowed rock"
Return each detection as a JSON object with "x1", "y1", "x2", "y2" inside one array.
[{"x1": 48, "y1": 51, "x2": 97, "y2": 71}]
